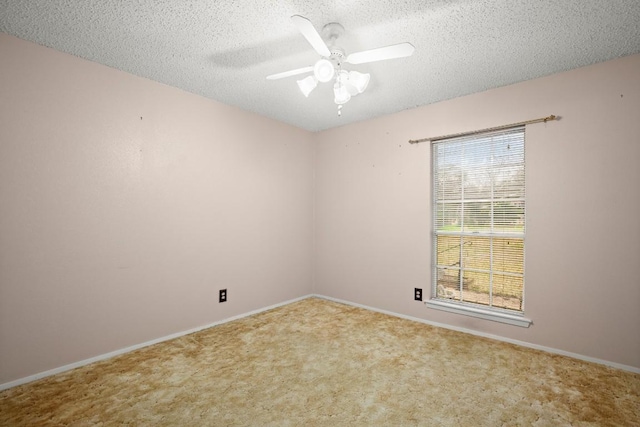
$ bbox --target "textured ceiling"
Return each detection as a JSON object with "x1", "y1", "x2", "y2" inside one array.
[{"x1": 1, "y1": 0, "x2": 639, "y2": 132}]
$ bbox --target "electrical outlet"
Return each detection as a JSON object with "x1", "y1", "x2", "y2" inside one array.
[
  {"x1": 219, "y1": 289, "x2": 227, "y2": 303},
  {"x1": 414, "y1": 288, "x2": 423, "y2": 301}
]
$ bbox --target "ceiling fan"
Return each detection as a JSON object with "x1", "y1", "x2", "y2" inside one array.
[{"x1": 267, "y1": 15, "x2": 415, "y2": 115}]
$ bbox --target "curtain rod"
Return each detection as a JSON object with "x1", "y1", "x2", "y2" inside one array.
[{"x1": 408, "y1": 115, "x2": 558, "y2": 144}]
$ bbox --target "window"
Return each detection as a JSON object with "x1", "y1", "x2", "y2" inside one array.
[{"x1": 427, "y1": 126, "x2": 531, "y2": 327}]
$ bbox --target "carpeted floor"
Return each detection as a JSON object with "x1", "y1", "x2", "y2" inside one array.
[{"x1": 1, "y1": 297, "x2": 639, "y2": 426}]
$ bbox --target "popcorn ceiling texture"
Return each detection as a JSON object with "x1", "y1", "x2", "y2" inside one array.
[
  {"x1": 1, "y1": 0, "x2": 639, "y2": 131},
  {"x1": 1, "y1": 298, "x2": 639, "y2": 426}
]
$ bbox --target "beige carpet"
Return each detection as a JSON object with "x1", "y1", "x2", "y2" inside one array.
[{"x1": 1, "y1": 297, "x2": 639, "y2": 426}]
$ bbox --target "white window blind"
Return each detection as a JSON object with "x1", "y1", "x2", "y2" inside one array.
[{"x1": 432, "y1": 126, "x2": 525, "y2": 314}]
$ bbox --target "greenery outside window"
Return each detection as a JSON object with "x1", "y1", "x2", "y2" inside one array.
[{"x1": 428, "y1": 126, "x2": 531, "y2": 327}]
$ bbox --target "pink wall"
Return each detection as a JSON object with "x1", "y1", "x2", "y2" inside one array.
[
  {"x1": 314, "y1": 54, "x2": 640, "y2": 369},
  {"x1": 1, "y1": 32, "x2": 638, "y2": 385},
  {"x1": 0, "y1": 34, "x2": 314, "y2": 384}
]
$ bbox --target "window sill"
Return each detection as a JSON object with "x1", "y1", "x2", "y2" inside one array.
[{"x1": 425, "y1": 299, "x2": 532, "y2": 328}]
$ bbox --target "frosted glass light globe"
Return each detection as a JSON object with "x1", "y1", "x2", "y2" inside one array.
[{"x1": 313, "y1": 59, "x2": 335, "y2": 83}]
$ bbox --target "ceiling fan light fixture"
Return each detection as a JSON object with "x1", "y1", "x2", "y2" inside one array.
[
  {"x1": 297, "y1": 75, "x2": 318, "y2": 97},
  {"x1": 348, "y1": 71, "x2": 370, "y2": 94},
  {"x1": 333, "y1": 81, "x2": 351, "y2": 105},
  {"x1": 336, "y1": 70, "x2": 358, "y2": 97},
  {"x1": 345, "y1": 81, "x2": 359, "y2": 96},
  {"x1": 314, "y1": 59, "x2": 335, "y2": 83},
  {"x1": 268, "y1": 15, "x2": 414, "y2": 116}
]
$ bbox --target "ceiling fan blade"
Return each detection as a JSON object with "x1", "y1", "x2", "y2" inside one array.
[
  {"x1": 346, "y1": 42, "x2": 415, "y2": 65},
  {"x1": 291, "y1": 15, "x2": 331, "y2": 57},
  {"x1": 266, "y1": 66, "x2": 314, "y2": 80}
]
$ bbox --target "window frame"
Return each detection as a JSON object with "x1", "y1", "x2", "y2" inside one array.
[{"x1": 426, "y1": 126, "x2": 532, "y2": 327}]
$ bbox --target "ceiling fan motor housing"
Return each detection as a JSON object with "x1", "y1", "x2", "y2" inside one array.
[
  {"x1": 322, "y1": 22, "x2": 347, "y2": 66},
  {"x1": 329, "y1": 48, "x2": 346, "y2": 65}
]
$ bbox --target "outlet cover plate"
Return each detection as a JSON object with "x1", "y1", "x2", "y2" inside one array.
[{"x1": 219, "y1": 289, "x2": 227, "y2": 303}]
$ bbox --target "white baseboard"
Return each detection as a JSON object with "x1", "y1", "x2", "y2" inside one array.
[
  {"x1": 0, "y1": 294, "x2": 313, "y2": 391},
  {"x1": 314, "y1": 294, "x2": 640, "y2": 374},
  {"x1": 3, "y1": 292, "x2": 637, "y2": 391}
]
